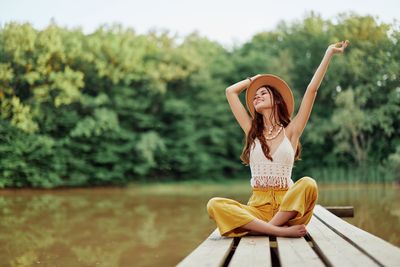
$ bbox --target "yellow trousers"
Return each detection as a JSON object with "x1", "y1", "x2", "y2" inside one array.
[{"x1": 206, "y1": 176, "x2": 318, "y2": 237}]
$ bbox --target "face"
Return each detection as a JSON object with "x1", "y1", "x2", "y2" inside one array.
[{"x1": 253, "y1": 86, "x2": 274, "y2": 111}]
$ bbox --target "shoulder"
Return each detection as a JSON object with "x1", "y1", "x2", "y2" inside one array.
[{"x1": 245, "y1": 134, "x2": 258, "y2": 150}]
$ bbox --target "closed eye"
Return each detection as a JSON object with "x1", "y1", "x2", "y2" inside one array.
[{"x1": 254, "y1": 92, "x2": 267, "y2": 100}]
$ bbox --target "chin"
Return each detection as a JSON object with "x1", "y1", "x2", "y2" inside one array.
[{"x1": 255, "y1": 105, "x2": 270, "y2": 112}]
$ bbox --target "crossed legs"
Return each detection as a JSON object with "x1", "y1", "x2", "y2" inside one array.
[
  {"x1": 238, "y1": 210, "x2": 307, "y2": 237},
  {"x1": 239, "y1": 177, "x2": 318, "y2": 237},
  {"x1": 207, "y1": 177, "x2": 318, "y2": 238}
]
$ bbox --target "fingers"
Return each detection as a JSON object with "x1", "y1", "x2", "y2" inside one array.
[
  {"x1": 341, "y1": 40, "x2": 349, "y2": 52},
  {"x1": 336, "y1": 40, "x2": 349, "y2": 47},
  {"x1": 332, "y1": 40, "x2": 349, "y2": 53}
]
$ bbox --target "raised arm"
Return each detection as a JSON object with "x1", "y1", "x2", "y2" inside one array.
[
  {"x1": 225, "y1": 74, "x2": 261, "y2": 135},
  {"x1": 289, "y1": 40, "x2": 350, "y2": 139}
]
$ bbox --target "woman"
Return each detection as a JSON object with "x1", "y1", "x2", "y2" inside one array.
[{"x1": 207, "y1": 40, "x2": 350, "y2": 237}]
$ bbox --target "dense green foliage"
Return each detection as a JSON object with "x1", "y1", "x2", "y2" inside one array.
[{"x1": 1, "y1": 13, "x2": 399, "y2": 187}]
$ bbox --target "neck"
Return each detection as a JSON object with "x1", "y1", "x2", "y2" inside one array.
[{"x1": 260, "y1": 108, "x2": 280, "y2": 127}]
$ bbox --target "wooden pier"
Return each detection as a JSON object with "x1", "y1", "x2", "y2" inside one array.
[{"x1": 176, "y1": 205, "x2": 400, "y2": 267}]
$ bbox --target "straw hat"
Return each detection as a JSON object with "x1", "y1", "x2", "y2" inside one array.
[{"x1": 245, "y1": 74, "x2": 295, "y2": 119}]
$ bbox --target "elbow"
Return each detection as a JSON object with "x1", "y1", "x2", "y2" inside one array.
[{"x1": 225, "y1": 86, "x2": 234, "y2": 94}]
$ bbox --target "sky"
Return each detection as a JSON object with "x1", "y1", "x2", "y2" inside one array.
[{"x1": 1, "y1": 0, "x2": 399, "y2": 48}]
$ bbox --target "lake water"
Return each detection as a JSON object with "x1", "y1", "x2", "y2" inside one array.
[{"x1": 0, "y1": 182, "x2": 399, "y2": 267}]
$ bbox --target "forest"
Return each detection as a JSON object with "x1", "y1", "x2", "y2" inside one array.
[{"x1": 0, "y1": 13, "x2": 399, "y2": 188}]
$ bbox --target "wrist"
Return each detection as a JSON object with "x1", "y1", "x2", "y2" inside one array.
[
  {"x1": 325, "y1": 49, "x2": 334, "y2": 57},
  {"x1": 248, "y1": 74, "x2": 261, "y2": 81}
]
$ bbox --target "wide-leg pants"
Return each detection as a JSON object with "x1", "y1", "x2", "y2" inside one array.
[{"x1": 206, "y1": 176, "x2": 318, "y2": 237}]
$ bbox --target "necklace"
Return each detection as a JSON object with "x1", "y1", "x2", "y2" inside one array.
[{"x1": 264, "y1": 124, "x2": 283, "y2": 140}]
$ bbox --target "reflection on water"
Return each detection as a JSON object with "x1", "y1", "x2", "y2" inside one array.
[{"x1": 0, "y1": 183, "x2": 399, "y2": 267}]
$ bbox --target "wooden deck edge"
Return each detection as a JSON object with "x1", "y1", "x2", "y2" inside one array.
[
  {"x1": 176, "y1": 229, "x2": 235, "y2": 267},
  {"x1": 314, "y1": 204, "x2": 400, "y2": 267}
]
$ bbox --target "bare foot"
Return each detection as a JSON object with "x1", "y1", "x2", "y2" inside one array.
[{"x1": 278, "y1": 224, "x2": 307, "y2": 237}]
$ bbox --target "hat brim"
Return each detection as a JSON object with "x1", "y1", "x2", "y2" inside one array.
[{"x1": 245, "y1": 74, "x2": 294, "y2": 119}]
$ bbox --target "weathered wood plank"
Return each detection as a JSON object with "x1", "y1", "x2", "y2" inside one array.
[
  {"x1": 277, "y1": 236, "x2": 324, "y2": 267},
  {"x1": 325, "y1": 206, "x2": 354, "y2": 217},
  {"x1": 176, "y1": 228, "x2": 234, "y2": 267},
  {"x1": 307, "y1": 215, "x2": 379, "y2": 266},
  {"x1": 229, "y1": 236, "x2": 271, "y2": 267},
  {"x1": 313, "y1": 205, "x2": 400, "y2": 267}
]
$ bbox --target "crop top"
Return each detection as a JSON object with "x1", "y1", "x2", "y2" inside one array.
[{"x1": 249, "y1": 129, "x2": 295, "y2": 189}]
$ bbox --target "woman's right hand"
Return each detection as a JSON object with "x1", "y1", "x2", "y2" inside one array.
[{"x1": 250, "y1": 74, "x2": 262, "y2": 80}]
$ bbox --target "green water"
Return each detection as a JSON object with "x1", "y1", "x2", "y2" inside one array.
[{"x1": 0, "y1": 182, "x2": 399, "y2": 267}]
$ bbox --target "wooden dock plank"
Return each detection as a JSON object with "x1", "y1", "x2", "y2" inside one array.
[
  {"x1": 176, "y1": 229, "x2": 234, "y2": 267},
  {"x1": 307, "y1": 215, "x2": 379, "y2": 266},
  {"x1": 277, "y1": 236, "x2": 325, "y2": 267},
  {"x1": 229, "y1": 236, "x2": 271, "y2": 267},
  {"x1": 177, "y1": 205, "x2": 400, "y2": 266},
  {"x1": 313, "y1": 205, "x2": 400, "y2": 267}
]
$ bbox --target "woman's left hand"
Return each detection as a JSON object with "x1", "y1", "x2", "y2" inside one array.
[{"x1": 327, "y1": 40, "x2": 350, "y2": 55}]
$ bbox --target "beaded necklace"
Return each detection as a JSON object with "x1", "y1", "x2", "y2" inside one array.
[{"x1": 263, "y1": 124, "x2": 283, "y2": 140}]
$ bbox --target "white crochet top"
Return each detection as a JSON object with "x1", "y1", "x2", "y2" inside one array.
[{"x1": 249, "y1": 129, "x2": 295, "y2": 189}]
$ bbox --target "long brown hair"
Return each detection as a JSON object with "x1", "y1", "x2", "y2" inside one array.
[{"x1": 240, "y1": 85, "x2": 301, "y2": 165}]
